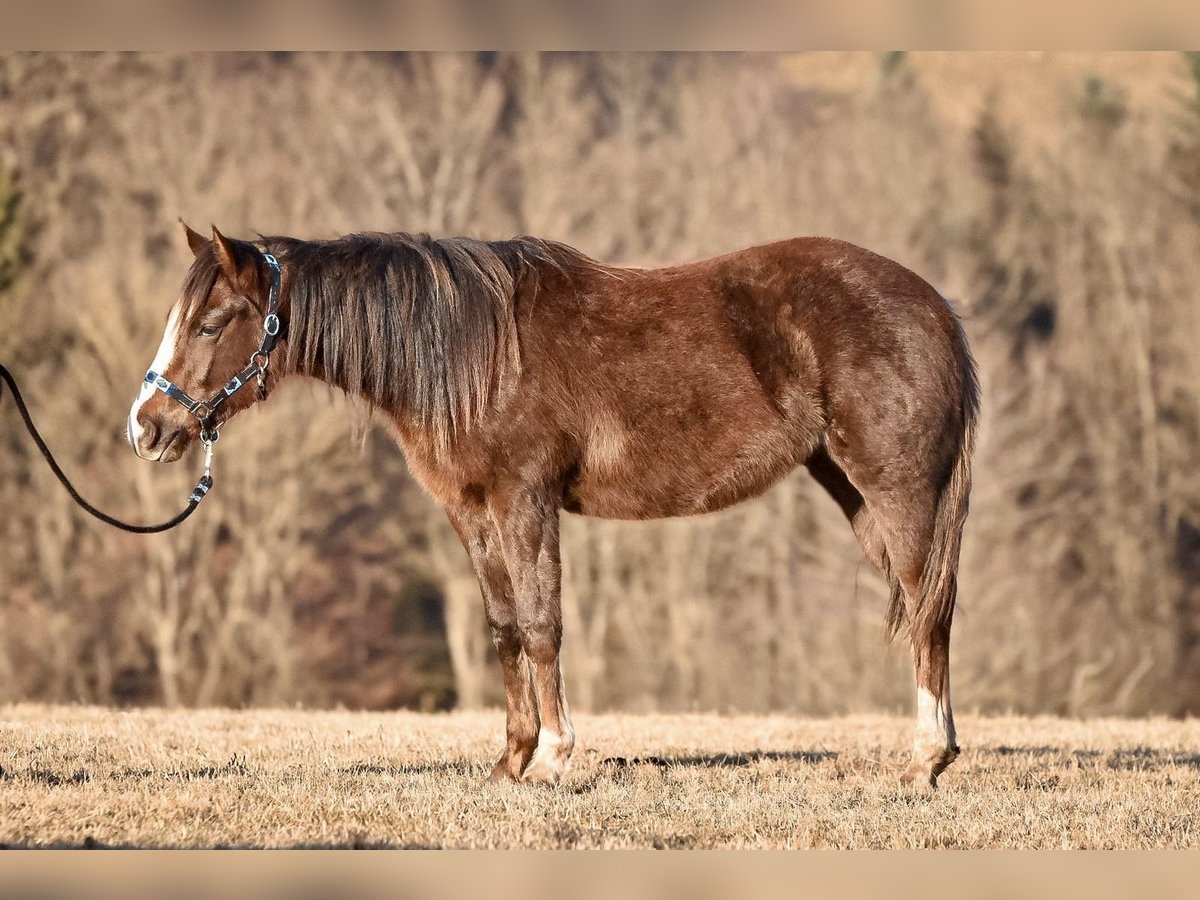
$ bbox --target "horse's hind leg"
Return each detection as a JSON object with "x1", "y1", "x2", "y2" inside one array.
[
  {"x1": 861, "y1": 481, "x2": 959, "y2": 788},
  {"x1": 819, "y1": 446, "x2": 961, "y2": 789},
  {"x1": 904, "y1": 620, "x2": 956, "y2": 788}
]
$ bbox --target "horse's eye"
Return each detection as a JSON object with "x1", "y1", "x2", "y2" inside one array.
[{"x1": 198, "y1": 323, "x2": 223, "y2": 337}]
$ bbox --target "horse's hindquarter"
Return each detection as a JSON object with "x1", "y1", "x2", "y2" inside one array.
[{"x1": 527, "y1": 245, "x2": 830, "y2": 520}]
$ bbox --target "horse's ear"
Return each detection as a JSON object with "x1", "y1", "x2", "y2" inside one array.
[
  {"x1": 180, "y1": 219, "x2": 208, "y2": 257},
  {"x1": 211, "y1": 225, "x2": 260, "y2": 297}
]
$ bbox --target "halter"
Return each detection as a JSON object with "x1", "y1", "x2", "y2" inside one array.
[{"x1": 143, "y1": 252, "x2": 285, "y2": 476}]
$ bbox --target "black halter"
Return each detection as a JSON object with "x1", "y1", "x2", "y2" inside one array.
[{"x1": 144, "y1": 251, "x2": 285, "y2": 449}]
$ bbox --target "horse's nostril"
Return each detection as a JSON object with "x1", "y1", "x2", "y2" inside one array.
[{"x1": 142, "y1": 419, "x2": 160, "y2": 449}]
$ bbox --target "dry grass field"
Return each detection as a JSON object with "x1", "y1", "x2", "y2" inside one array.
[{"x1": 1, "y1": 705, "x2": 1197, "y2": 849}]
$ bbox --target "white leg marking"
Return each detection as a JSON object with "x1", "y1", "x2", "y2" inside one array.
[
  {"x1": 522, "y1": 691, "x2": 574, "y2": 785},
  {"x1": 530, "y1": 727, "x2": 564, "y2": 762},
  {"x1": 523, "y1": 726, "x2": 568, "y2": 783},
  {"x1": 915, "y1": 685, "x2": 955, "y2": 751}
]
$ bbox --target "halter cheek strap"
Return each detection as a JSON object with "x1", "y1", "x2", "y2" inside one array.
[{"x1": 144, "y1": 251, "x2": 284, "y2": 448}]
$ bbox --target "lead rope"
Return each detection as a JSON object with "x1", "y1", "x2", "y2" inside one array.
[{"x1": 0, "y1": 362, "x2": 212, "y2": 534}]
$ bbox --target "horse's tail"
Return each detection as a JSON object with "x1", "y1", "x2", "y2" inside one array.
[{"x1": 885, "y1": 321, "x2": 979, "y2": 669}]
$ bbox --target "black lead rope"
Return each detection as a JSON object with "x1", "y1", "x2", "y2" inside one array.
[{"x1": 0, "y1": 362, "x2": 212, "y2": 533}]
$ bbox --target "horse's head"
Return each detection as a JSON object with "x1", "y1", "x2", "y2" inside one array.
[{"x1": 128, "y1": 222, "x2": 280, "y2": 462}]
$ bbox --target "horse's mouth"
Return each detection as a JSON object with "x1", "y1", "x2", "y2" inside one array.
[
  {"x1": 153, "y1": 431, "x2": 186, "y2": 463},
  {"x1": 126, "y1": 417, "x2": 188, "y2": 463}
]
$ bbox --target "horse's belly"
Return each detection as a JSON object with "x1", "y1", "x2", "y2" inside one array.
[{"x1": 564, "y1": 411, "x2": 806, "y2": 520}]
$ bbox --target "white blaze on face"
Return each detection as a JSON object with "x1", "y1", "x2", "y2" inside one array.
[{"x1": 127, "y1": 304, "x2": 183, "y2": 449}]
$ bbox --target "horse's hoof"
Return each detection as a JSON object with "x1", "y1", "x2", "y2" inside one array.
[
  {"x1": 520, "y1": 764, "x2": 563, "y2": 787},
  {"x1": 486, "y1": 757, "x2": 522, "y2": 784},
  {"x1": 520, "y1": 756, "x2": 565, "y2": 787},
  {"x1": 900, "y1": 764, "x2": 939, "y2": 790},
  {"x1": 901, "y1": 744, "x2": 959, "y2": 790}
]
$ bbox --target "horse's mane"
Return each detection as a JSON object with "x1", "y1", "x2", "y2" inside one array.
[{"x1": 259, "y1": 232, "x2": 595, "y2": 444}]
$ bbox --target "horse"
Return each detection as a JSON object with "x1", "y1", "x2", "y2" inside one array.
[{"x1": 129, "y1": 222, "x2": 979, "y2": 789}]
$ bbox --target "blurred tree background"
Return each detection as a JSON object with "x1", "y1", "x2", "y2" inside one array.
[{"x1": 1, "y1": 52, "x2": 1198, "y2": 716}]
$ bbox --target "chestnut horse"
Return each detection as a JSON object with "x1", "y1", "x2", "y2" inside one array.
[{"x1": 130, "y1": 223, "x2": 978, "y2": 788}]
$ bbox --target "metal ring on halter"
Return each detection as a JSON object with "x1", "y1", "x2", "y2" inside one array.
[
  {"x1": 251, "y1": 350, "x2": 270, "y2": 372},
  {"x1": 200, "y1": 426, "x2": 220, "y2": 447}
]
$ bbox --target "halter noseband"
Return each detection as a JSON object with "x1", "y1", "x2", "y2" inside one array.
[{"x1": 143, "y1": 251, "x2": 284, "y2": 453}]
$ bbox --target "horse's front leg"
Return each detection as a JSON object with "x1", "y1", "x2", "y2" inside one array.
[
  {"x1": 492, "y1": 488, "x2": 574, "y2": 786},
  {"x1": 447, "y1": 506, "x2": 540, "y2": 783}
]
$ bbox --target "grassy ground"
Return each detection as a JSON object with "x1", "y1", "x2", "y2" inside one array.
[{"x1": 1, "y1": 705, "x2": 1197, "y2": 848}]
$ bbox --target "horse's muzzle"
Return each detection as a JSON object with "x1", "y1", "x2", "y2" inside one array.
[{"x1": 128, "y1": 403, "x2": 189, "y2": 463}]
